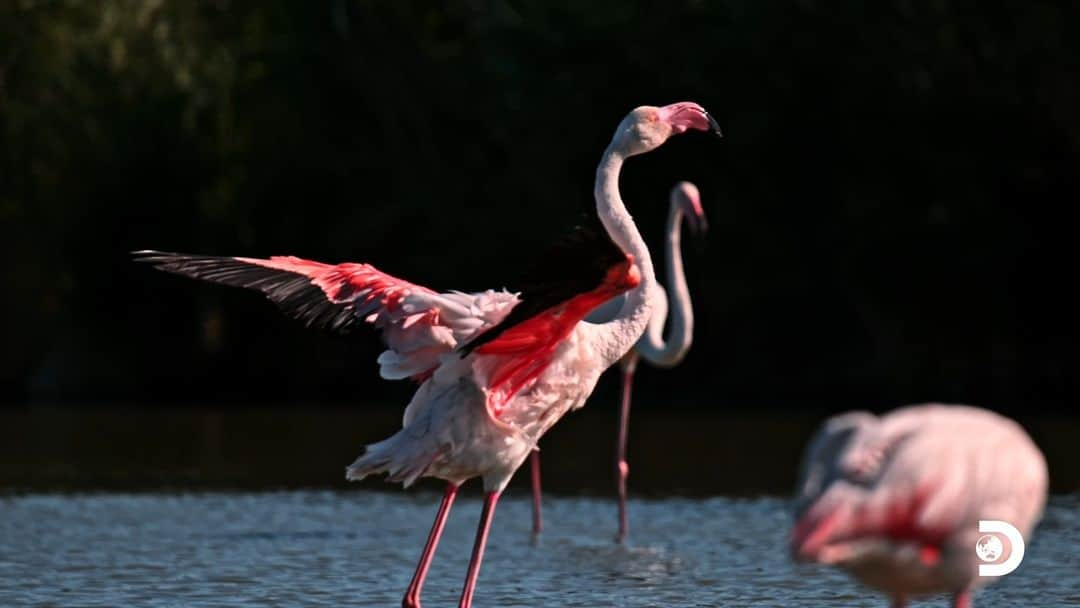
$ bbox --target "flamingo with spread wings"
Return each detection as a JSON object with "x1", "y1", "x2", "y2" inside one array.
[
  {"x1": 136, "y1": 101, "x2": 721, "y2": 608},
  {"x1": 792, "y1": 404, "x2": 1048, "y2": 607}
]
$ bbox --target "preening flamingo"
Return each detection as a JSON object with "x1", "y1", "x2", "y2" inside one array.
[
  {"x1": 136, "y1": 101, "x2": 721, "y2": 608},
  {"x1": 792, "y1": 404, "x2": 1048, "y2": 607},
  {"x1": 528, "y1": 181, "x2": 707, "y2": 540}
]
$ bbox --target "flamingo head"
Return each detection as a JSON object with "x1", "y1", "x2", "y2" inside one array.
[
  {"x1": 610, "y1": 102, "x2": 722, "y2": 157},
  {"x1": 672, "y1": 181, "x2": 708, "y2": 237}
]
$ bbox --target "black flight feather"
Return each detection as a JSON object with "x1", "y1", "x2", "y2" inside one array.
[{"x1": 132, "y1": 251, "x2": 362, "y2": 333}]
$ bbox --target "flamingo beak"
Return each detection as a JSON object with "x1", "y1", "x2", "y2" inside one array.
[
  {"x1": 687, "y1": 195, "x2": 709, "y2": 239},
  {"x1": 790, "y1": 497, "x2": 852, "y2": 563},
  {"x1": 657, "y1": 102, "x2": 723, "y2": 137},
  {"x1": 690, "y1": 215, "x2": 708, "y2": 256},
  {"x1": 676, "y1": 187, "x2": 708, "y2": 252}
]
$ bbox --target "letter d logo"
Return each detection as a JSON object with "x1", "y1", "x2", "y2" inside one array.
[{"x1": 977, "y1": 520, "x2": 1025, "y2": 577}]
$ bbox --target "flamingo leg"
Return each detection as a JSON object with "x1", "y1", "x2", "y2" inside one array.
[
  {"x1": 889, "y1": 595, "x2": 907, "y2": 608},
  {"x1": 952, "y1": 591, "x2": 972, "y2": 608},
  {"x1": 403, "y1": 482, "x2": 458, "y2": 608},
  {"x1": 529, "y1": 450, "x2": 543, "y2": 534},
  {"x1": 457, "y1": 491, "x2": 501, "y2": 608},
  {"x1": 615, "y1": 366, "x2": 635, "y2": 542}
]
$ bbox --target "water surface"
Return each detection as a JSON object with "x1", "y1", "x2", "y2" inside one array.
[{"x1": 2, "y1": 491, "x2": 1076, "y2": 607}]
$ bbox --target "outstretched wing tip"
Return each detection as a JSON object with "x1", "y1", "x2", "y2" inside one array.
[
  {"x1": 132, "y1": 250, "x2": 207, "y2": 266},
  {"x1": 131, "y1": 249, "x2": 164, "y2": 260}
]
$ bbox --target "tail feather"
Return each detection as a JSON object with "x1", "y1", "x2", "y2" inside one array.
[{"x1": 346, "y1": 434, "x2": 443, "y2": 488}]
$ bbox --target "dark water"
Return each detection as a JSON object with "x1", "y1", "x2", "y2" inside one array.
[{"x1": 1, "y1": 491, "x2": 1077, "y2": 607}]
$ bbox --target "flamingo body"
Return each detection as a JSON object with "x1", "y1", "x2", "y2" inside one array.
[
  {"x1": 792, "y1": 404, "x2": 1048, "y2": 607},
  {"x1": 350, "y1": 290, "x2": 633, "y2": 492},
  {"x1": 138, "y1": 223, "x2": 638, "y2": 495}
]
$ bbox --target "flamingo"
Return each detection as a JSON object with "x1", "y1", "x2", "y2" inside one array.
[
  {"x1": 527, "y1": 180, "x2": 707, "y2": 540},
  {"x1": 135, "y1": 101, "x2": 721, "y2": 608},
  {"x1": 792, "y1": 403, "x2": 1048, "y2": 607}
]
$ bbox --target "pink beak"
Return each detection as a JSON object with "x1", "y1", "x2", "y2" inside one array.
[
  {"x1": 686, "y1": 191, "x2": 708, "y2": 235},
  {"x1": 658, "y1": 102, "x2": 723, "y2": 136},
  {"x1": 790, "y1": 497, "x2": 851, "y2": 562}
]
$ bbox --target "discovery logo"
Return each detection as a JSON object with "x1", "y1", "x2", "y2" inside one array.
[{"x1": 976, "y1": 520, "x2": 1025, "y2": 577}]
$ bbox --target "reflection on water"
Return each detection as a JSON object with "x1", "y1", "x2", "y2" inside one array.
[
  {"x1": 0, "y1": 491, "x2": 1076, "y2": 607},
  {"x1": 2, "y1": 406, "x2": 1079, "y2": 494}
]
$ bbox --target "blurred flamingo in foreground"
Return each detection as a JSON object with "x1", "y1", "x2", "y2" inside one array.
[
  {"x1": 136, "y1": 102, "x2": 720, "y2": 608},
  {"x1": 792, "y1": 403, "x2": 1048, "y2": 607},
  {"x1": 528, "y1": 181, "x2": 707, "y2": 540}
]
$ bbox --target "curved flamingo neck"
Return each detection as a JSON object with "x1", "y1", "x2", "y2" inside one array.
[
  {"x1": 636, "y1": 198, "x2": 693, "y2": 367},
  {"x1": 589, "y1": 145, "x2": 658, "y2": 369}
]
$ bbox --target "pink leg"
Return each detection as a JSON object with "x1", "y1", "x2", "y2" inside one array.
[
  {"x1": 953, "y1": 590, "x2": 972, "y2": 608},
  {"x1": 403, "y1": 483, "x2": 458, "y2": 608},
  {"x1": 529, "y1": 450, "x2": 543, "y2": 534},
  {"x1": 890, "y1": 595, "x2": 907, "y2": 608},
  {"x1": 615, "y1": 366, "x2": 634, "y2": 542},
  {"x1": 457, "y1": 491, "x2": 501, "y2": 608}
]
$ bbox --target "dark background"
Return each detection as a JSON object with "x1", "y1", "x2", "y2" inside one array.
[{"x1": 1, "y1": 2, "x2": 1078, "y2": 492}]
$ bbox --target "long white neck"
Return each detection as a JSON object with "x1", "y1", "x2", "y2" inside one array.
[
  {"x1": 588, "y1": 146, "x2": 659, "y2": 369},
  {"x1": 636, "y1": 199, "x2": 693, "y2": 367}
]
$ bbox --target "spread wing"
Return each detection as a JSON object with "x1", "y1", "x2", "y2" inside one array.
[{"x1": 134, "y1": 251, "x2": 519, "y2": 381}]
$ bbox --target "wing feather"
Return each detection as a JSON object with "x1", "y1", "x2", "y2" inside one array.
[{"x1": 134, "y1": 250, "x2": 518, "y2": 380}]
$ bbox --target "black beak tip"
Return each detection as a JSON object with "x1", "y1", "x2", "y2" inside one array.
[
  {"x1": 690, "y1": 217, "x2": 709, "y2": 250},
  {"x1": 705, "y1": 112, "x2": 723, "y2": 137}
]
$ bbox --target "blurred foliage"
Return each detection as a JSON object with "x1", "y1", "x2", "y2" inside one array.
[{"x1": 1, "y1": 1, "x2": 1077, "y2": 410}]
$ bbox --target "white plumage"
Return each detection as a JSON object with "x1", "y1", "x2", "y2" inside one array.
[{"x1": 373, "y1": 289, "x2": 520, "y2": 380}]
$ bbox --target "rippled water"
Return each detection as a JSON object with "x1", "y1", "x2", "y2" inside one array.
[{"x1": 1, "y1": 491, "x2": 1077, "y2": 607}]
